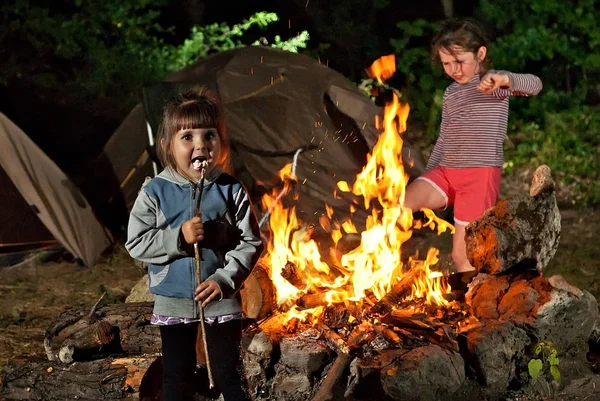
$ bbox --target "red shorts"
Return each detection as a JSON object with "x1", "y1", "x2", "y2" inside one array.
[{"x1": 416, "y1": 166, "x2": 501, "y2": 225}]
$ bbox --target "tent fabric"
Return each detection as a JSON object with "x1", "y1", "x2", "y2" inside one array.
[
  {"x1": 106, "y1": 46, "x2": 424, "y2": 226},
  {"x1": 0, "y1": 166, "x2": 55, "y2": 248},
  {"x1": 0, "y1": 112, "x2": 113, "y2": 267}
]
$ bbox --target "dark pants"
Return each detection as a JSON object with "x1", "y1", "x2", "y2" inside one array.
[{"x1": 160, "y1": 319, "x2": 252, "y2": 401}]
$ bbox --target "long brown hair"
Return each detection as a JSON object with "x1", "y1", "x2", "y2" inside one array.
[
  {"x1": 431, "y1": 18, "x2": 491, "y2": 73},
  {"x1": 156, "y1": 87, "x2": 232, "y2": 174}
]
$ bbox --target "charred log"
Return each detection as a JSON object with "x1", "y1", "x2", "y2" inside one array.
[
  {"x1": 281, "y1": 261, "x2": 309, "y2": 290},
  {"x1": 322, "y1": 304, "x2": 352, "y2": 329},
  {"x1": 367, "y1": 270, "x2": 417, "y2": 317}
]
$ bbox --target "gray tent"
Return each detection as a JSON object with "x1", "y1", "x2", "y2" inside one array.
[
  {"x1": 0, "y1": 112, "x2": 113, "y2": 267},
  {"x1": 106, "y1": 46, "x2": 423, "y2": 226}
]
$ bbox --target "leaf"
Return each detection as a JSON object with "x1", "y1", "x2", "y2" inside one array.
[
  {"x1": 528, "y1": 359, "x2": 543, "y2": 380},
  {"x1": 548, "y1": 351, "x2": 559, "y2": 366},
  {"x1": 550, "y1": 365, "x2": 561, "y2": 383}
]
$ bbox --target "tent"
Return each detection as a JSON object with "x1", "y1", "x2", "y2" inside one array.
[
  {"x1": 105, "y1": 46, "x2": 424, "y2": 227},
  {"x1": 0, "y1": 112, "x2": 113, "y2": 267}
]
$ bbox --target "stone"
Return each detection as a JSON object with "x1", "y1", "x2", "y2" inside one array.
[
  {"x1": 533, "y1": 287, "x2": 598, "y2": 355},
  {"x1": 465, "y1": 186, "x2": 560, "y2": 275},
  {"x1": 270, "y1": 374, "x2": 312, "y2": 401},
  {"x1": 466, "y1": 275, "x2": 510, "y2": 319},
  {"x1": 125, "y1": 274, "x2": 154, "y2": 303},
  {"x1": 277, "y1": 336, "x2": 330, "y2": 376},
  {"x1": 462, "y1": 321, "x2": 530, "y2": 392},
  {"x1": 242, "y1": 331, "x2": 274, "y2": 394},
  {"x1": 380, "y1": 344, "x2": 465, "y2": 401}
]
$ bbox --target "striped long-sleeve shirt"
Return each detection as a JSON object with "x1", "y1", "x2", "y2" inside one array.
[{"x1": 425, "y1": 70, "x2": 542, "y2": 171}]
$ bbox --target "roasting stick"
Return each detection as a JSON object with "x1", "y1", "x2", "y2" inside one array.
[{"x1": 192, "y1": 157, "x2": 215, "y2": 389}]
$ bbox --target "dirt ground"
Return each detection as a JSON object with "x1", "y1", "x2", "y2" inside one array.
[
  {"x1": 1, "y1": 176, "x2": 599, "y2": 380},
  {"x1": 0, "y1": 244, "x2": 143, "y2": 368}
]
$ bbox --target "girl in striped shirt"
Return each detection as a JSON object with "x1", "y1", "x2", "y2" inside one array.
[{"x1": 404, "y1": 18, "x2": 542, "y2": 277}]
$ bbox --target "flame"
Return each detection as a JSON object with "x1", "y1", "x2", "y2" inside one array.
[{"x1": 261, "y1": 55, "x2": 453, "y2": 323}]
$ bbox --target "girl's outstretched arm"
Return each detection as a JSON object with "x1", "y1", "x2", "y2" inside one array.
[
  {"x1": 482, "y1": 71, "x2": 543, "y2": 98},
  {"x1": 207, "y1": 187, "x2": 264, "y2": 298},
  {"x1": 125, "y1": 189, "x2": 188, "y2": 265}
]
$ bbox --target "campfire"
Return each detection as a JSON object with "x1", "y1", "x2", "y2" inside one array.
[
  {"x1": 2, "y1": 56, "x2": 598, "y2": 401},
  {"x1": 251, "y1": 55, "x2": 472, "y2": 399},
  {"x1": 262, "y1": 54, "x2": 457, "y2": 322}
]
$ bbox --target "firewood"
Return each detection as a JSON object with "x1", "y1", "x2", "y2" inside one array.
[
  {"x1": 367, "y1": 269, "x2": 417, "y2": 316},
  {"x1": 57, "y1": 320, "x2": 117, "y2": 364},
  {"x1": 322, "y1": 304, "x2": 351, "y2": 329},
  {"x1": 312, "y1": 323, "x2": 373, "y2": 401},
  {"x1": 281, "y1": 261, "x2": 309, "y2": 290},
  {"x1": 241, "y1": 261, "x2": 276, "y2": 320},
  {"x1": 295, "y1": 285, "x2": 353, "y2": 310},
  {"x1": 373, "y1": 324, "x2": 401, "y2": 346},
  {"x1": 44, "y1": 302, "x2": 160, "y2": 363},
  {"x1": 317, "y1": 323, "x2": 349, "y2": 354},
  {"x1": 1, "y1": 356, "x2": 158, "y2": 400},
  {"x1": 313, "y1": 352, "x2": 351, "y2": 401},
  {"x1": 296, "y1": 292, "x2": 329, "y2": 310},
  {"x1": 388, "y1": 310, "x2": 435, "y2": 330}
]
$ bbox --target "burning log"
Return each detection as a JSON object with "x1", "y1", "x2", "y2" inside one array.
[
  {"x1": 240, "y1": 260, "x2": 276, "y2": 320},
  {"x1": 367, "y1": 269, "x2": 417, "y2": 317},
  {"x1": 295, "y1": 285, "x2": 353, "y2": 310},
  {"x1": 281, "y1": 261, "x2": 309, "y2": 290},
  {"x1": 317, "y1": 323, "x2": 350, "y2": 354},
  {"x1": 465, "y1": 165, "x2": 561, "y2": 275},
  {"x1": 44, "y1": 302, "x2": 160, "y2": 363},
  {"x1": 381, "y1": 309, "x2": 458, "y2": 352},
  {"x1": 322, "y1": 304, "x2": 352, "y2": 329}
]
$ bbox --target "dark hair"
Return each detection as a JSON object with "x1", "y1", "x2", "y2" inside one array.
[
  {"x1": 431, "y1": 18, "x2": 490, "y2": 71},
  {"x1": 156, "y1": 87, "x2": 231, "y2": 174}
]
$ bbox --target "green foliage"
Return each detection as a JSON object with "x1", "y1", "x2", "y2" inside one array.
[
  {"x1": 528, "y1": 341, "x2": 561, "y2": 397},
  {"x1": 480, "y1": 0, "x2": 600, "y2": 121},
  {"x1": 152, "y1": 12, "x2": 308, "y2": 75},
  {"x1": 505, "y1": 105, "x2": 600, "y2": 206},
  {"x1": 1, "y1": 2, "x2": 309, "y2": 104}
]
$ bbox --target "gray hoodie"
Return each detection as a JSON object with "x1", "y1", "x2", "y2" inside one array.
[{"x1": 126, "y1": 167, "x2": 264, "y2": 318}]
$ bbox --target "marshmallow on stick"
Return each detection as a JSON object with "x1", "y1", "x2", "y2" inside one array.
[{"x1": 192, "y1": 158, "x2": 208, "y2": 171}]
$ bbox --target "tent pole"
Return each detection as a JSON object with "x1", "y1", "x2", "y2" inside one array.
[
  {"x1": 146, "y1": 122, "x2": 158, "y2": 177},
  {"x1": 258, "y1": 147, "x2": 304, "y2": 229}
]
